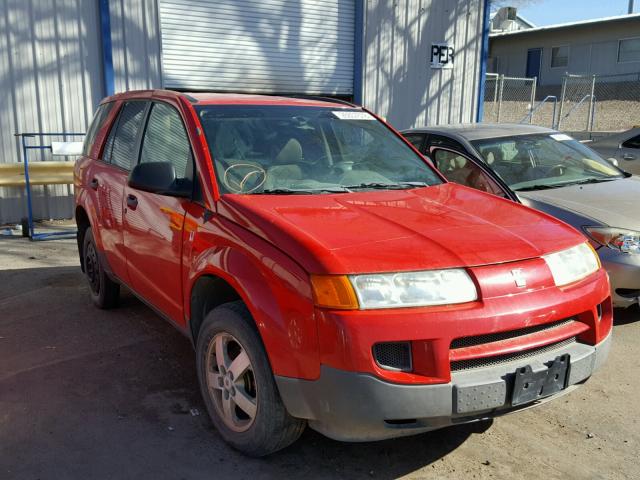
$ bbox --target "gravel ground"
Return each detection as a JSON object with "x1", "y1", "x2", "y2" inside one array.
[{"x1": 1, "y1": 235, "x2": 638, "y2": 480}]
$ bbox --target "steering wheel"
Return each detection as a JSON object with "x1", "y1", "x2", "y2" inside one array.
[
  {"x1": 546, "y1": 164, "x2": 566, "y2": 177},
  {"x1": 223, "y1": 163, "x2": 267, "y2": 193}
]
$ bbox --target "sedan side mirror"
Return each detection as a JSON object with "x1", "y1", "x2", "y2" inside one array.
[
  {"x1": 128, "y1": 162, "x2": 191, "y2": 198},
  {"x1": 606, "y1": 157, "x2": 619, "y2": 167}
]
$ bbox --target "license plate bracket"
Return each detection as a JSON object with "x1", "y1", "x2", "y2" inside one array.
[{"x1": 511, "y1": 354, "x2": 570, "y2": 406}]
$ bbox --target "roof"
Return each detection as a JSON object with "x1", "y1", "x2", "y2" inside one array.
[
  {"x1": 403, "y1": 123, "x2": 556, "y2": 141},
  {"x1": 102, "y1": 89, "x2": 353, "y2": 108},
  {"x1": 489, "y1": 11, "x2": 536, "y2": 29},
  {"x1": 490, "y1": 12, "x2": 640, "y2": 38}
]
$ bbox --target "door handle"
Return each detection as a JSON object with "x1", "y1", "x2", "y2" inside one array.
[
  {"x1": 622, "y1": 153, "x2": 636, "y2": 161},
  {"x1": 89, "y1": 178, "x2": 99, "y2": 190},
  {"x1": 126, "y1": 194, "x2": 138, "y2": 209}
]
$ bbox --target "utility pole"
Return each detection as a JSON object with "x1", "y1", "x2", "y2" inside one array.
[{"x1": 630, "y1": 0, "x2": 635, "y2": 14}]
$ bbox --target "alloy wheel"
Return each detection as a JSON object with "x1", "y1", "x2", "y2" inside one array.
[{"x1": 206, "y1": 332, "x2": 258, "y2": 432}]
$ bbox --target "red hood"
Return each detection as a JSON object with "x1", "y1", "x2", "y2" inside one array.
[{"x1": 218, "y1": 184, "x2": 585, "y2": 274}]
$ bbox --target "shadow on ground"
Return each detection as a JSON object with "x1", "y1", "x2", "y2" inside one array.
[
  {"x1": 0, "y1": 266, "x2": 476, "y2": 480},
  {"x1": 613, "y1": 304, "x2": 639, "y2": 326}
]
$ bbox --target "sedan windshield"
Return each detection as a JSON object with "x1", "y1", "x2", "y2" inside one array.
[
  {"x1": 196, "y1": 105, "x2": 442, "y2": 194},
  {"x1": 471, "y1": 133, "x2": 624, "y2": 191}
]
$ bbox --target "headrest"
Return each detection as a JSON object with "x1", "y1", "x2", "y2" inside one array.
[{"x1": 275, "y1": 138, "x2": 303, "y2": 165}]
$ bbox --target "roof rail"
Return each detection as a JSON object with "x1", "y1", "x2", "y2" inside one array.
[
  {"x1": 162, "y1": 89, "x2": 359, "y2": 107},
  {"x1": 281, "y1": 94, "x2": 358, "y2": 107}
]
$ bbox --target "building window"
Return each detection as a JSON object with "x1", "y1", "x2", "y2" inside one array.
[
  {"x1": 618, "y1": 37, "x2": 640, "y2": 63},
  {"x1": 551, "y1": 46, "x2": 569, "y2": 68}
]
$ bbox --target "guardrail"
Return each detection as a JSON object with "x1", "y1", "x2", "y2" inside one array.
[{"x1": 0, "y1": 161, "x2": 74, "y2": 187}]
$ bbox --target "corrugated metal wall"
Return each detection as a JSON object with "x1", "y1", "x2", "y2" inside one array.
[
  {"x1": 362, "y1": 0, "x2": 484, "y2": 130},
  {"x1": 109, "y1": 0, "x2": 162, "y2": 92},
  {"x1": 0, "y1": 0, "x2": 162, "y2": 225},
  {"x1": 0, "y1": 0, "x2": 104, "y2": 224}
]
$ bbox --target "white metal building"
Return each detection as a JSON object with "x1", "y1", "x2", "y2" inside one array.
[{"x1": 0, "y1": 0, "x2": 488, "y2": 224}]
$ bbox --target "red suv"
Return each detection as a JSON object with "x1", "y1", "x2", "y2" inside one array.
[{"x1": 75, "y1": 90, "x2": 612, "y2": 456}]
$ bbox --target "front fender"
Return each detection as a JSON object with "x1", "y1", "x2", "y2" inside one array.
[{"x1": 185, "y1": 216, "x2": 319, "y2": 380}]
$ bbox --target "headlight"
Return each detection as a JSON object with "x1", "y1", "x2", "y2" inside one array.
[
  {"x1": 543, "y1": 243, "x2": 600, "y2": 287},
  {"x1": 583, "y1": 226, "x2": 640, "y2": 254},
  {"x1": 349, "y1": 269, "x2": 477, "y2": 309}
]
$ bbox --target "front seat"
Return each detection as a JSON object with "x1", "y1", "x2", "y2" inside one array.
[{"x1": 263, "y1": 138, "x2": 304, "y2": 190}]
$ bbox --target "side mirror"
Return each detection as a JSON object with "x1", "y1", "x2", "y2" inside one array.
[
  {"x1": 128, "y1": 162, "x2": 191, "y2": 197},
  {"x1": 606, "y1": 157, "x2": 619, "y2": 167}
]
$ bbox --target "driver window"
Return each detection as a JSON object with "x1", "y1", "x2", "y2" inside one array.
[
  {"x1": 433, "y1": 150, "x2": 507, "y2": 197},
  {"x1": 140, "y1": 102, "x2": 193, "y2": 180}
]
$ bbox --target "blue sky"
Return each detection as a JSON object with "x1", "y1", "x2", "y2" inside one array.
[{"x1": 508, "y1": 0, "x2": 638, "y2": 26}]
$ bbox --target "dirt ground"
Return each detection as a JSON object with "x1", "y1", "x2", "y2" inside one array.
[{"x1": 1, "y1": 235, "x2": 638, "y2": 480}]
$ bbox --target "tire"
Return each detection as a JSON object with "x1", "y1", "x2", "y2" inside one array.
[
  {"x1": 196, "y1": 301, "x2": 306, "y2": 456},
  {"x1": 82, "y1": 227, "x2": 120, "y2": 309}
]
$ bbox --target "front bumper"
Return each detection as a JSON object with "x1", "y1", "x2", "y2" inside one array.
[
  {"x1": 276, "y1": 332, "x2": 612, "y2": 442},
  {"x1": 599, "y1": 248, "x2": 640, "y2": 308}
]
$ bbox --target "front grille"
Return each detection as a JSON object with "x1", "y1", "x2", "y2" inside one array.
[
  {"x1": 450, "y1": 337, "x2": 577, "y2": 372},
  {"x1": 451, "y1": 318, "x2": 576, "y2": 349},
  {"x1": 373, "y1": 342, "x2": 412, "y2": 372}
]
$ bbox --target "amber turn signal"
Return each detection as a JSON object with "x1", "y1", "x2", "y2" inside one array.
[{"x1": 310, "y1": 274, "x2": 359, "y2": 310}]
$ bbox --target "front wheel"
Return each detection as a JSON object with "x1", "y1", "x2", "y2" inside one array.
[{"x1": 196, "y1": 301, "x2": 306, "y2": 456}]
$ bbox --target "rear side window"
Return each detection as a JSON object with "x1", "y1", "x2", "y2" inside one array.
[
  {"x1": 622, "y1": 134, "x2": 640, "y2": 149},
  {"x1": 82, "y1": 102, "x2": 114, "y2": 156},
  {"x1": 105, "y1": 101, "x2": 147, "y2": 170},
  {"x1": 139, "y1": 102, "x2": 192, "y2": 179},
  {"x1": 403, "y1": 133, "x2": 425, "y2": 151},
  {"x1": 428, "y1": 134, "x2": 466, "y2": 152}
]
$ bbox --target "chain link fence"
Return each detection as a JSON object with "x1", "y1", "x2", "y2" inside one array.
[
  {"x1": 483, "y1": 74, "x2": 537, "y2": 124},
  {"x1": 482, "y1": 72, "x2": 640, "y2": 134}
]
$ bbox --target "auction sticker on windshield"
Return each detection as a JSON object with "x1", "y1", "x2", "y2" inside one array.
[
  {"x1": 550, "y1": 133, "x2": 573, "y2": 141},
  {"x1": 332, "y1": 111, "x2": 375, "y2": 120}
]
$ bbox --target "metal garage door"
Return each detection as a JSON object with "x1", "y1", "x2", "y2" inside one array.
[{"x1": 158, "y1": 0, "x2": 355, "y2": 96}]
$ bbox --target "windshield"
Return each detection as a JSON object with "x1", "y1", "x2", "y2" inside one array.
[
  {"x1": 196, "y1": 105, "x2": 442, "y2": 194},
  {"x1": 471, "y1": 133, "x2": 624, "y2": 191}
]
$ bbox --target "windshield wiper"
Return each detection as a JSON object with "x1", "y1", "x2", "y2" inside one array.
[
  {"x1": 259, "y1": 187, "x2": 351, "y2": 195},
  {"x1": 565, "y1": 177, "x2": 619, "y2": 186},
  {"x1": 344, "y1": 181, "x2": 429, "y2": 190},
  {"x1": 513, "y1": 177, "x2": 617, "y2": 192},
  {"x1": 514, "y1": 183, "x2": 568, "y2": 192}
]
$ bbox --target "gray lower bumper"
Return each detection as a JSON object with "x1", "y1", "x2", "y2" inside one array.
[{"x1": 275, "y1": 333, "x2": 612, "y2": 442}]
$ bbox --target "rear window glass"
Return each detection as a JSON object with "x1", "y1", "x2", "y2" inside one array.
[{"x1": 82, "y1": 102, "x2": 114, "y2": 156}]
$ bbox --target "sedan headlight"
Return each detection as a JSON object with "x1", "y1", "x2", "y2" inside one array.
[
  {"x1": 349, "y1": 269, "x2": 477, "y2": 309},
  {"x1": 583, "y1": 226, "x2": 640, "y2": 254},
  {"x1": 543, "y1": 243, "x2": 600, "y2": 287}
]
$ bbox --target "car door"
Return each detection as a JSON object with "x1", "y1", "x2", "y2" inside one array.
[
  {"x1": 90, "y1": 101, "x2": 148, "y2": 283},
  {"x1": 402, "y1": 133, "x2": 426, "y2": 151},
  {"x1": 618, "y1": 133, "x2": 640, "y2": 174},
  {"x1": 425, "y1": 134, "x2": 467, "y2": 154},
  {"x1": 122, "y1": 101, "x2": 197, "y2": 325},
  {"x1": 430, "y1": 147, "x2": 515, "y2": 200}
]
